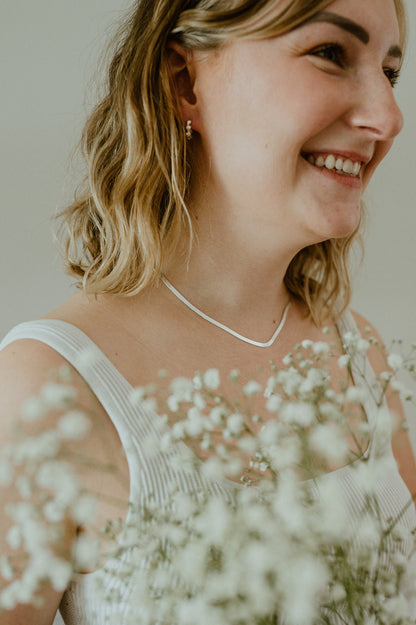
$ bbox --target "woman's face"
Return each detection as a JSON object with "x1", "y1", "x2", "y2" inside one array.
[{"x1": 190, "y1": 0, "x2": 403, "y2": 247}]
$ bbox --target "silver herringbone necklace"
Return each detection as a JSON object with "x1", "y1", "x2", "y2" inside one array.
[{"x1": 162, "y1": 275, "x2": 291, "y2": 348}]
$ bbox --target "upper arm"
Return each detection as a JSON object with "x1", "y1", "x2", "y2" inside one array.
[
  {"x1": 350, "y1": 310, "x2": 416, "y2": 499},
  {"x1": 0, "y1": 340, "x2": 94, "y2": 624}
]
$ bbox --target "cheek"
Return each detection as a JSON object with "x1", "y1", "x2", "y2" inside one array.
[{"x1": 363, "y1": 140, "x2": 394, "y2": 188}]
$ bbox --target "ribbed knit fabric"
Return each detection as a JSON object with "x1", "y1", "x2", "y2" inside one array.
[{"x1": 1, "y1": 311, "x2": 415, "y2": 624}]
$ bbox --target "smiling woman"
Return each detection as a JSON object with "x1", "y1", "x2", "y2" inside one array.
[{"x1": 1, "y1": 1, "x2": 416, "y2": 624}]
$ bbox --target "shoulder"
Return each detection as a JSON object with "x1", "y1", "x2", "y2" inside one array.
[
  {"x1": 348, "y1": 310, "x2": 416, "y2": 498},
  {"x1": 348, "y1": 309, "x2": 389, "y2": 374},
  {"x1": 0, "y1": 330, "x2": 97, "y2": 424}
]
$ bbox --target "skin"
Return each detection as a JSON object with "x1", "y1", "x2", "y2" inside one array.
[{"x1": 0, "y1": 1, "x2": 415, "y2": 623}]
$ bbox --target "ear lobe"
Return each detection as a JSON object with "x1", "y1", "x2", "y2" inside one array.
[{"x1": 167, "y1": 41, "x2": 197, "y2": 120}]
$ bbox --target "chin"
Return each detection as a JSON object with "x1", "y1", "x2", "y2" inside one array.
[{"x1": 309, "y1": 205, "x2": 362, "y2": 243}]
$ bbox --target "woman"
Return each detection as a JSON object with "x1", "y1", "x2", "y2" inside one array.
[{"x1": 1, "y1": 0, "x2": 416, "y2": 623}]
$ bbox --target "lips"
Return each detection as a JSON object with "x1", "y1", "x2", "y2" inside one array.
[{"x1": 301, "y1": 151, "x2": 366, "y2": 189}]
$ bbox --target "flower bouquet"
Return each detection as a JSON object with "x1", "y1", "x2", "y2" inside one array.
[{"x1": 1, "y1": 328, "x2": 416, "y2": 625}]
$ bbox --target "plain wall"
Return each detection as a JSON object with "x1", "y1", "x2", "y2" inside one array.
[{"x1": 1, "y1": 3, "x2": 415, "y2": 624}]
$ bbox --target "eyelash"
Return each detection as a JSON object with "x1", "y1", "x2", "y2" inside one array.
[{"x1": 309, "y1": 43, "x2": 400, "y2": 88}]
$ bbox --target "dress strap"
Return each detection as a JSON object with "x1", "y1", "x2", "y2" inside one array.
[
  {"x1": 0, "y1": 319, "x2": 149, "y2": 456},
  {"x1": 337, "y1": 310, "x2": 391, "y2": 459}
]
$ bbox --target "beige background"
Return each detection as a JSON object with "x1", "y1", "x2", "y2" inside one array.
[{"x1": 1, "y1": 3, "x2": 415, "y2": 624}]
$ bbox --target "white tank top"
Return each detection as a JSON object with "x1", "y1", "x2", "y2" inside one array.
[{"x1": 1, "y1": 311, "x2": 415, "y2": 624}]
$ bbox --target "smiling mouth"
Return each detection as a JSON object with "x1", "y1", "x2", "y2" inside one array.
[{"x1": 301, "y1": 153, "x2": 363, "y2": 178}]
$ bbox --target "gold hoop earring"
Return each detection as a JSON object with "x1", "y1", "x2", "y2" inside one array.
[{"x1": 185, "y1": 120, "x2": 192, "y2": 141}]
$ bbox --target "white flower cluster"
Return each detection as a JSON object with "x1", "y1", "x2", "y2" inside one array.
[
  {"x1": 0, "y1": 373, "x2": 98, "y2": 610},
  {"x1": 1, "y1": 332, "x2": 416, "y2": 625},
  {"x1": 115, "y1": 335, "x2": 416, "y2": 624}
]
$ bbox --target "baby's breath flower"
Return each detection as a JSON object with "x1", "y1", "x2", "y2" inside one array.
[
  {"x1": 319, "y1": 402, "x2": 343, "y2": 422},
  {"x1": 356, "y1": 338, "x2": 370, "y2": 354},
  {"x1": 171, "y1": 421, "x2": 186, "y2": 440},
  {"x1": 312, "y1": 342, "x2": 330, "y2": 355},
  {"x1": 159, "y1": 431, "x2": 173, "y2": 453},
  {"x1": 266, "y1": 394, "x2": 282, "y2": 413},
  {"x1": 338, "y1": 354, "x2": 350, "y2": 369},
  {"x1": 16, "y1": 476, "x2": 32, "y2": 499},
  {"x1": 203, "y1": 368, "x2": 220, "y2": 390},
  {"x1": 209, "y1": 405, "x2": 227, "y2": 425},
  {"x1": 201, "y1": 456, "x2": 225, "y2": 481},
  {"x1": 387, "y1": 353, "x2": 404, "y2": 371},
  {"x1": 243, "y1": 380, "x2": 262, "y2": 397},
  {"x1": 73, "y1": 535, "x2": 101, "y2": 571},
  {"x1": 280, "y1": 402, "x2": 316, "y2": 428},
  {"x1": 12, "y1": 430, "x2": 60, "y2": 465},
  {"x1": 0, "y1": 459, "x2": 13, "y2": 487},
  {"x1": 40, "y1": 383, "x2": 76, "y2": 410},
  {"x1": 43, "y1": 500, "x2": 65, "y2": 523},
  {"x1": 259, "y1": 420, "x2": 283, "y2": 445},
  {"x1": 391, "y1": 380, "x2": 413, "y2": 401},
  {"x1": 379, "y1": 370, "x2": 393, "y2": 382},
  {"x1": 0, "y1": 555, "x2": 14, "y2": 582},
  {"x1": 21, "y1": 396, "x2": 46, "y2": 422},
  {"x1": 342, "y1": 331, "x2": 356, "y2": 347},
  {"x1": 170, "y1": 377, "x2": 193, "y2": 401},
  {"x1": 167, "y1": 395, "x2": 180, "y2": 412},
  {"x1": 282, "y1": 353, "x2": 293, "y2": 366},
  {"x1": 6, "y1": 525, "x2": 22, "y2": 550},
  {"x1": 200, "y1": 433, "x2": 212, "y2": 451},
  {"x1": 129, "y1": 387, "x2": 147, "y2": 406},
  {"x1": 301, "y1": 340, "x2": 314, "y2": 350},
  {"x1": 71, "y1": 494, "x2": 98, "y2": 525},
  {"x1": 57, "y1": 411, "x2": 91, "y2": 441},
  {"x1": 268, "y1": 437, "x2": 302, "y2": 472},
  {"x1": 328, "y1": 583, "x2": 347, "y2": 603},
  {"x1": 192, "y1": 392, "x2": 206, "y2": 410},
  {"x1": 192, "y1": 372, "x2": 203, "y2": 390},
  {"x1": 142, "y1": 397, "x2": 158, "y2": 413},
  {"x1": 345, "y1": 386, "x2": 366, "y2": 404},
  {"x1": 76, "y1": 347, "x2": 99, "y2": 369},
  {"x1": 237, "y1": 436, "x2": 257, "y2": 454},
  {"x1": 227, "y1": 413, "x2": 244, "y2": 437},
  {"x1": 36, "y1": 461, "x2": 80, "y2": 505},
  {"x1": 185, "y1": 415, "x2": 204, "y2": 438},
  {"x1": 309, "y1": 424, "x2": 349, "y2": 464},
  {"x1": 264, "y1": 376, "x2": 277, "y2": 398},
  {"x1": 229, "y1": 369, "x2": 240, "y2": 382}
]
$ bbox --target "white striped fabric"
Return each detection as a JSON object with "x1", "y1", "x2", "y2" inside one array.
[{"x1": 1, "y1": 312, "x2": 415, "y2": 624}]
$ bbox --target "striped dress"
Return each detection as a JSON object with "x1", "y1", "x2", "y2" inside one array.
[{"x1": 1, "y1": 312, "x2": 415, "y2": 624}]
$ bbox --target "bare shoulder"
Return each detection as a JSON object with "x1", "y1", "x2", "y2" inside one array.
[
  {"x1": 349, "y1": 309, "x2": 389, "y2": 371},
  {"x1": 350, "y1": 310, "x2": 416, "y2": 499},
  {"x1": 0, "y1": 337, "x2": 97, "y2": 430}
]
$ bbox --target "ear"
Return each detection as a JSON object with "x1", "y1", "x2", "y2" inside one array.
[{"x1": 166, "y1": 40, "x2": 199, "y2": 127}]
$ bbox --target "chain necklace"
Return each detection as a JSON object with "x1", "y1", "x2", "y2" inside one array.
[{"x1": 161, "y1": 275, "x2": 291, "y2": 348}]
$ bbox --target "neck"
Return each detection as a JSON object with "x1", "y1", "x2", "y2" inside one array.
[{"x1": 164, "y1": 226, "x2": 297, "y2": 343}]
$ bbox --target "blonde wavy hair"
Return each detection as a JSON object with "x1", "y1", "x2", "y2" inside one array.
[{"x1": 57, "y1": 0, "x2": 407, "y2": 325}]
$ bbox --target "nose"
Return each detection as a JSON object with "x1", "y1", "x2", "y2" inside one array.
[{"x1": 349, "y1": 72, "x2": 404, "y2": 141}]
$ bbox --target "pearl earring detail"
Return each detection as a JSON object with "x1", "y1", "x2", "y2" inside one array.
[{"x1": 185, "y1": 120, "x2": 192, "y2": 140}]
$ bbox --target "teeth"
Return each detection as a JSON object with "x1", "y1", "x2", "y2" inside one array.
[
  {"x1": 325, "y1": 155, "x2": 336, "y2": 170},
  {"x1": 352, "y1": 162, "x2": 361, "y2": 176},
  {"x1": 304, "y1": 153, "x2": 363, "y2": 177},
  {"x1": 342, "y1": 159, "x2": 354, "y2": 175},
  {"x1": 335, "y1": 158, "x2": 344, "y2": 171}
]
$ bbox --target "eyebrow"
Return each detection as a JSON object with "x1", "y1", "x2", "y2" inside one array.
[
  {"x1": 300, "y1": 11, "x2": 403, "y2": 61},
  {"x1": 302, "y1": 12, "x2": 370, "y2": 44}
]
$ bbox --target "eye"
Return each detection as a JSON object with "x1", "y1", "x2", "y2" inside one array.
[
  {"x1": 383, "y1": 67, "x2": 400, "y2": 88},
  {"x1": 309, "y1": 43, "x2": 346, "y2": 68}
]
